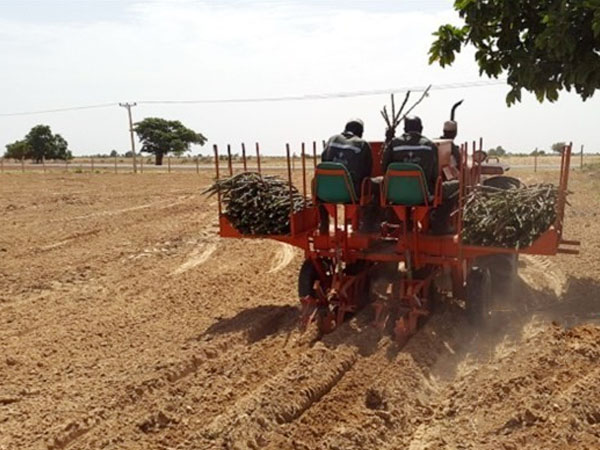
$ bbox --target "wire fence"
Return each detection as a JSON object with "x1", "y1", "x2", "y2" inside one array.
[{"x1": 1, "y1": 149, "x2": 598, "y2": 174}]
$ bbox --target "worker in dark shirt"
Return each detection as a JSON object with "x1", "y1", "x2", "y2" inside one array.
[
  {"x1": 322, "y1": 119, "x2": 372, "y2": 197},
  {"x1": 319, "y1": 119, "x2": 374, "y2": 233},
  {"x1": 381, "y1": 116, "x2": 438, "y2": 193}
]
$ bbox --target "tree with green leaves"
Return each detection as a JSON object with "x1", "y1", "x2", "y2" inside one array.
[
  {"x1": 429, "y1": 1, "x2": 600, "y2": 105},
  {"x1": 4, "y1": 140, "x2": 31, "y2": 160},
  {"x1": 4, "y1": 125, "x2": 72, "y2": 161},
  {"x1": 551, "y1": 142, "x2": 567, "y2": 154},
  {"x1": 488, "y1": 145, "x2": 506, "y2": 157},
  {"x1": 134, "y1": 118, "x2": 207, "y2": 165}
]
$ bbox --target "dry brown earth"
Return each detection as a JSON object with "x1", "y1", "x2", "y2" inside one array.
[{"x1": 0, "y1": 168, "x2": 599, "y2": 449}]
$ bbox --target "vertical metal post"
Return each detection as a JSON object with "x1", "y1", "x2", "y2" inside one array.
[
  {"x1": 114, "y1": 155, "x2": 117, "y2": 173},
  {"x1": 195, "y1": 156, "x2": 199, "y2": 174},
  {"x1": 65, "y1": 158, "x2": 68, "y2": 172},
  {"x1": 301, "y1": 142, "x2": 307, "y2": 205},
  {"x1": 42, "y1": 155, "x2": 46, "y2": 173},
  {"x1": 286, "y1": 144, "x2": 294, "y2": 215},
  {"x1": 21, "y1": 157, "x2": 24, "y2": 173},
  {"x1": 241, "y1": 143, "x2": 247, "y2": 172},
  {"x1": 227, "y1": 144, "x2": 233, "y2": 176},
  {"x1": 534, "y1": 148, "x2": 538, "y2": 173},
  {"x1": 90, "y1": 156, "x2": 94, "y2": 173},
  {"x1": 168, "y1": 156, "x2": 171, "y2": 173},
  {"x1": 255, "y1": 142, "x2": 261, "y2": 175},
  {"x1": 213, "y1": 145, "x2": 222, "y2": 216},
  {"x1": 580, "y1": 144, "x2": 584, "y2": 169},
  {"x1": 312, "y1": 141, "x2": 317, "y2": 170}
]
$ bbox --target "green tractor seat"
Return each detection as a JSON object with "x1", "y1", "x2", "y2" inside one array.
[
  {"x1": 383, "y1": 162, "x2": 432, "y2": 206},
  {"x1": 315, "y1": 162, "x2": 358, "y2": 204}
]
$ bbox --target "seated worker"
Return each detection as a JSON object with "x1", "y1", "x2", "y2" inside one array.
[
  {"x1": 322, "y1": 119, "x2": 373, "y2": 196},
  {"x1": 319, "y1": 119, "x2": 373, "y2": 232},
  {"x1": 381, "y1": 116, "x2": 438, "y2": 194},
  {"x1": 441, "y1": 120, "x2": 461, "y2": 169},
  {"x1": 430, "y1": 120, "x2": 462, "y2": 234}
]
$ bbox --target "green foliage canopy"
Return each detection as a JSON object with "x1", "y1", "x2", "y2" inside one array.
[
  {"x1": 4, "y1": 125, "x2": 72, "y2": 161},
  {"x1": 134, "y1": 117, "x2": 207, "y2": 165},
  {"x1": 488, "y1": 145, "x2": 506, "y2": 157},
  {"x1": 551, "y1": 141, "x2": 567, "y2": 153},
  {"x1": 429, "y1": 1, "x2": 600, "y2": 105}
]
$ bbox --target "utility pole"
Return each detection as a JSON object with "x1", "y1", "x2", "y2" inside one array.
[{"x1": 119, "y1": 102, "x2": 137, "y2": 173}]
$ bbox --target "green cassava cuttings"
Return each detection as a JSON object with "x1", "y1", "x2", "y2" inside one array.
[
  {"x1": 205, "y1": 172, "x2": 310, "y2": 235},
  {"x1": 462, "y1": 183, "x2": 559, "y2": 248}
]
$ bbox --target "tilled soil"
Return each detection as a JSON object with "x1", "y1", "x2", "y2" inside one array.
[{"x1": 1, "y1": 170, "x2": 599, "y2": 450}]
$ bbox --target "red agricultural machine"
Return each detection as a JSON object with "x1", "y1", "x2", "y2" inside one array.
[{"x1": 211, "y1": 136, "x2": 579, "y2": 344}]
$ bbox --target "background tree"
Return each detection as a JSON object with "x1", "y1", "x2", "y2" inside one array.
[
  {"x1": 551, "y1": 142, "x2": 567, "y2": 154},
  {"x1": 4, "y1": 140, "x2": 31, "y2": 160},
  {"x1": 134, "y1": 118, "x2": 207, "y2": 165},
  {"x1": 109, "y1": 149, "x2": 119, "y2": 157},
  {"x1": 4, "y1": 125, "x2": 72, "y2": 161},
  {"x1": 488, "y1": 145, "x2": 506, "y2": 157},
  {"x1": 429, "y1": 1, "x2": 600, "y2": 105}
]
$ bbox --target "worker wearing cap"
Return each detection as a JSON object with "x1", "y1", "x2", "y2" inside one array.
[
  {"x1": 322, "y1": 119, "x2": 373, "y2": 197},
  {"x1": 430, "y1": 120, "x2": 461, "y2": 234},
  {"x1": 382, "y1": 116, "x2": 438, "y2": 193},
  {"x1": 441, "y1": 120, "x2": 461, "y2": 169}
]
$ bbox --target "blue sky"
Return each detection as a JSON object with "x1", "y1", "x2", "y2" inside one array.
[{"x1": 0, "y1": 0, "x2": 598, "y2": 155}]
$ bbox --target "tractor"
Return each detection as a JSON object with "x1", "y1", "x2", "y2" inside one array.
[{"x1": 211, "y1": 121, "x2": 579, "y2": 344}]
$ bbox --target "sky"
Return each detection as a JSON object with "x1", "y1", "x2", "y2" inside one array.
[{"x1": 0, "y1": 0, "x2": 598, "y2": 156}]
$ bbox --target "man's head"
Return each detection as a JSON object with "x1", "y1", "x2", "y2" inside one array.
[
  {"x1": 344, "y1": 118, "x2": 364, "y2": 138},
  {"x1": 443, "y1": 120, "x2": 457, "y2": 140},
  {"x1": 404, "y1": 116, "x2": 423, "y2": 134}
]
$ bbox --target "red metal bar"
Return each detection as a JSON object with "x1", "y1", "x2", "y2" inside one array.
[
  {"x1": 213, "y1": 145, "x2": 222, "y2": 216},
  {"x1": 301, "y1": 142, "x2": 307, "y2": 205},
  {"x1": 255, "y1": 142, "x2": 262, "y2": 175},
  {"x1": 227, "y1": 144, "x2": 233, "y2": 176},
  {"x1": 286, "y1": 143, "x2": 294, "y2": 216},
  {"x1": 457, "y1": 143, "x2": 465, "y2": 267},
  {"x1": 241, "y1": 143, "x2": 247, "y2": 172}
]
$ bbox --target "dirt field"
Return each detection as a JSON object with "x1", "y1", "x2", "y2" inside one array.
[{"x1": 1, "y1": 168, "x2": 599, "y2": 450}]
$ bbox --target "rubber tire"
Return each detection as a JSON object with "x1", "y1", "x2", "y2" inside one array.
[
  {"x1": 483, "y1": 176, "x2": 521, "y2": 190},
  {"x1": 480, "y1": 254, "x2": 518, "y2": 296},
  {"x1": 298, "y1": 259, "x2": 321, "y2": 298},
  {"x1": 481, "y1": 176, "x2": 520, "y2": 295},
  {"x1": 466, "y1": 266, "x2": 492, "y2": 326}
]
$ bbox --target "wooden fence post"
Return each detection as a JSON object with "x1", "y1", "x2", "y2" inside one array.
[
  {"x1": 580, "y1": 144, "x2": 584, "y2": 170},
  {"x1": 42, "y1": 155, "x2": 46, "y2": 173},
  {"x1": 140, "y1": 155, "x2": 144, "y2": 173},
  {"x1": 534, "y1": 148, "x2": 538, "y2": 173},
  {"x1": 168, "y1": 156, "x2": 171, "y2": 173},
  {"x1": 65, "y1": 158, "x2": 68, "y2": 172},
  {"x1": 196, "y1": 156, "x2": 199, "y2": 174},
  {"x1": 0, "y1": 157, "x2": 3, "y2": 173},
  {"x1": 21, "y1": 157, "x2": 25, "y2": 173},
  {"x1": 114, "y1": 155, "x2": 118, "y2": 173},
  {"x1": 91, "y1": 156, "x2": 94, "y2": 173}
]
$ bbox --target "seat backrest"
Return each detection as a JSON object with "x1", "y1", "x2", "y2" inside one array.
[
  {"x1": 384, "y1": 162, "x2": 429, "y2": 206},
  {"x1": 389, "y1": 142, "x2": 438, "y2": 192},
  {"x1": 315, "y1": 162, "x2": 357, "y2": 204}
]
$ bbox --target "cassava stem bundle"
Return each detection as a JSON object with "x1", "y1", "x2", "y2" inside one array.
[
  {"x1": 204, "y1": 172, "x2": 310, "y2": 235},
  {"x1": 462, "y1": 183, "x2": 559, "y2": 249}
]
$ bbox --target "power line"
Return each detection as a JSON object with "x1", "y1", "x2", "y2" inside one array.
[
  {"x1": 0, "y1": 79, "x2": 507, "y2": 117},
  {"x1": 0, "y1": 102, "x2": 116, "y2": 117},
  {"x1": 138, "y1": 80, "x2": 507, "y2": 105}
]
